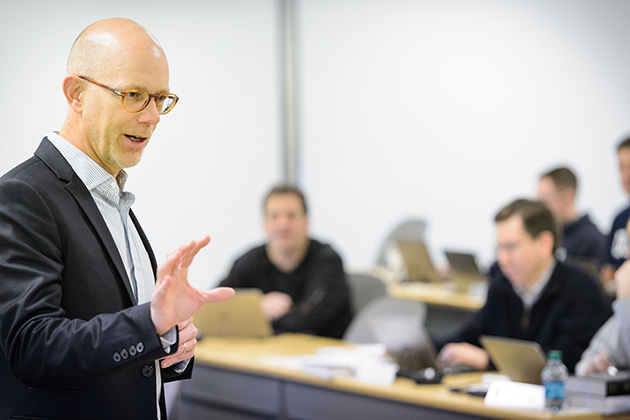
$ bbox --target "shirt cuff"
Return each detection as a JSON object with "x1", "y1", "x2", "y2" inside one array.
[
  {"x1": 172, "y1": 358, "x2": 190, "y2": 374},
  {"x1": 159, "y1": 326, "x2": 177, "y2": 353}
]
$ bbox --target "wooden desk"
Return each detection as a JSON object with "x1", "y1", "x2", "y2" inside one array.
[
  {"x1": 176, "y1": 334, "x2": 625, "y2": 420},
  {"x1": 388, "y1": 283, "x2": 485, "y2": 312}
]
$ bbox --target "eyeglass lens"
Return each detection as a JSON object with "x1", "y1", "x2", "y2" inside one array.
[{"x1": 123, "y1": 92, "x2": 177, "y2": 114}]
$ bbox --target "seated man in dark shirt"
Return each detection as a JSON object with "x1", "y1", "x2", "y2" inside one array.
[
  {"x1": 220, "y1": 184, "x2": 352, "y2": 338},
  {"x1": 436, "y1": 199, "x2": 609, "y2": 372},
  {"x1": 537, "y1": 166, "x2": 606, "y2": 271},
  {"x1": 602, "y1": 137, "x2": 630, "y2": 288}
]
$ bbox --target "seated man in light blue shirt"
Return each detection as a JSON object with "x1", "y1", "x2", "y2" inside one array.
[{"x1": 576, "y1": 217, "x2": 630, "y2": 376}]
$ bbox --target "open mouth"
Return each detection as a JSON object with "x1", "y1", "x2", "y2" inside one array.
[{"x1": 126, "y1": 134, "x2": 147, "y2": 143}]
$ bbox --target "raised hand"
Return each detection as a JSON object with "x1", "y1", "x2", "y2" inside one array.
[{"x1": 150, "y1": 236, "x2": 235, "y2": 335}]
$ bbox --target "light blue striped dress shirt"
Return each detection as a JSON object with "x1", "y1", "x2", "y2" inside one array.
[{"x1": 47, "y1": 131, "x2": 172, "y2": 419}]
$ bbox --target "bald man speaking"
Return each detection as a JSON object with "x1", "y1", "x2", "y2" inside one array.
[{"x1": 0, "y1": 18, "x2": 233, "y2": 419}]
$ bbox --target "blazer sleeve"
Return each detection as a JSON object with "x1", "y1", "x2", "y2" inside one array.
[{"x1": 0, "y1": 176, "x2": 170, "y2": 386}]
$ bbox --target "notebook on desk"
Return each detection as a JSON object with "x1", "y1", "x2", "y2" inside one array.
[
  {"x1": 193, "y1": 288, "x2": 273, "y2": 338},
  {"x1": 480, "y1": 335, "x2": 547, "y2": 385},
  {"x1": 396, "y1": 240, "x2": 440, "y2": 283},
  {"x1": 444, "y1": 251, "x2": 487, "y2": 293}
]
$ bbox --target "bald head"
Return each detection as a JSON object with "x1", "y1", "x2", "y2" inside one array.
[
  {"x1": 59, "y1": 18, "x2": 172, "y2": 176},
  {"x1": 66, "y1": 18, "x2": 167, "y2": 81}
]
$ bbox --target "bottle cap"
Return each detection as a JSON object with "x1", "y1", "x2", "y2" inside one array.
[{"x1": 548, "y1": 350, "x2": 562, "y2": 360}]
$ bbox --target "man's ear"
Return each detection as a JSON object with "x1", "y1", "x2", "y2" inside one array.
[
  {"x1": 62, "y1": 76, "x2": 84, "y2": 112},
  {"x1": 538, "y1": 230, "x2": 555, "y2": 256},
  {"x1": 560, "y1": 187, "x2": 576, "y2": 205}
]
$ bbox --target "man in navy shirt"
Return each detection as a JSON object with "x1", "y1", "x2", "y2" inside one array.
[
  {"x1": 537, "y1": 166, "x2": 606, "y2": 271},
  {"x1": 602, "y1": 137, "x2": 630, "y2": 289}
]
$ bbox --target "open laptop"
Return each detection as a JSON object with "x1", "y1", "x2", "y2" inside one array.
[
  {"x1": 480, "y1": 335, "x2": 548, "y2": 384},
  {"x1": 193, "y1": 288, "x2": 273, "y2": 338},
  {"x1": 362, "y1": 308, "x2": 474, "y2": 383},
  {"x1": 396, "y1": 240, "x2": 440, "y2": 283},
  {"x1": 444, "y1": 250, "x2": 487, "y2": 293}
]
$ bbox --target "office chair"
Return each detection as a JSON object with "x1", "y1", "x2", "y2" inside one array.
[
  {"x1": 346, "y1": 272, "x2": 388, "y2": 314},
  {"x1": 375, "y1": 218, "x2": 427, "y2": 267}
]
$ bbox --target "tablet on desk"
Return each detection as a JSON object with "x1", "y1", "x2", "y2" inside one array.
[
  {"x1": 193, "y1": 288, "x2": 273, "y2": 338},
  {"x1": 480, "y1": 335, "x2": 547, "y2": 385}
]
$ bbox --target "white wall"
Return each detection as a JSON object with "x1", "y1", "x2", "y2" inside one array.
[
  {"x1": 298, "y1": 0, "x2": 630, "y2": 269},
  {"x1": 0, "y1": 0, "x2": 281, "y2": 288},
  {"x1": 1, "y1": 0, "x2": 630, "y2": 286}
]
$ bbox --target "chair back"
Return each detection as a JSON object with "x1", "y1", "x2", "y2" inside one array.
[
  {"x1": 346, "y1": 272, "x2": 388, "y2": 313},
  {"x1": 375, "y1": 218, "x2": 427, "y2": 266}
]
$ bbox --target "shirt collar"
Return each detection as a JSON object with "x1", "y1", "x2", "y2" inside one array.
[
  {"x1": 513, "y1": 259, "x2": 556, "y2": 310},
  {"x1": 48, "y1": 131, "x2": 135, "y2": 208},
  {"x1": 47, "y1": 132, "x2": 130, "y2": 204}
]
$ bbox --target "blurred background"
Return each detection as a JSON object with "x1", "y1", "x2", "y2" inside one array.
[{"x1": 1, "y1": 0, "x2": 629, "y2": 288}]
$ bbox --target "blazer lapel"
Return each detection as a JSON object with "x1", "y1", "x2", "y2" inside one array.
[
  {"x1": 34, "y1": 138, "x2": 138, "y2": 305},
  {"x1": 130, "y1": 210, "x2": 158, "y2": 277}
]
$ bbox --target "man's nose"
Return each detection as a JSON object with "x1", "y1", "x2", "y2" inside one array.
[{"x1": 138, "y1": 98, "x2": 162, "y2": 124}]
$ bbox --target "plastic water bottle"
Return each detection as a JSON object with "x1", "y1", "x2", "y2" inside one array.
[{"x1": 541, "y1": 350, "x2": 568, "y2": 412}]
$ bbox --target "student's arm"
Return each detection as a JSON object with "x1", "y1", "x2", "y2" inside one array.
[
  {"x1": 273, "y1": 248, "x2": 350, "y2": 336},
  {"x1": 544, "y1": 272, "x2": 609, "y2": 372}
]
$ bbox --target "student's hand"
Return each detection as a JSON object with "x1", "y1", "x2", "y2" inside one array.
[
  {"x1": 437, "y1": 342, "x2": 490, "y2": 370},
  {"x1": 160, "y1": 317, "x2": 197, "y2": 368},
  {"x1": 261, "y1": 292, "x2": 293, "y2": 320},
  {"x1": 602, "y1": 264, "x2": 616, "y2": 287},
  {"x1": 151, "y1": 236, "x2": 235, "y2": 335},
  {"x1": 615, "y1": 260, "x2": 630, "y2": 299},
  {"x1": 584, "y1": 352, "x2": 613, "y2": 375}
]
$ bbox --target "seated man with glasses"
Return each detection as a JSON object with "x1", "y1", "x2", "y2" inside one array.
[{"x1": 436, "y1": 199, "x2": 609, "y2": 373}]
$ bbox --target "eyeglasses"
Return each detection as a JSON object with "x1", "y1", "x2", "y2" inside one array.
[
  {"x1": 496, "y1": 241, "x2": 523, "y2": 254},
  {"x1": 78, "y1": 75, "x2": 179, "y2": 115}
]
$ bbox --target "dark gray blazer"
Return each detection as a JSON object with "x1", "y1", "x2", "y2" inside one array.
[{"x1": 0, "y1": 138, "x2": 191, "y2": 420}]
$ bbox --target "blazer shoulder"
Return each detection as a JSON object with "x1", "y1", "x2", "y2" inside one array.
[{"x1": 1, "y1": 138, "x2": 74, "y2": 186}]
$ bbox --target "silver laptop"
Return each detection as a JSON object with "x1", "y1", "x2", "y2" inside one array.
[
  {"x1": 193, "y1": 288, "x2": 273, "y2": 338},
  {"x1": 364, "y1": 309, "x2": 473, "y2": 381},
  {"x1": 480, "y1": 335, "x2": 548, "y2": 384}
]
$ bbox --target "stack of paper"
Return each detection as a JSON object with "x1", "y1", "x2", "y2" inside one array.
[{"x1": 300, "y1": 344, "x2": 398, "y2": 385}]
